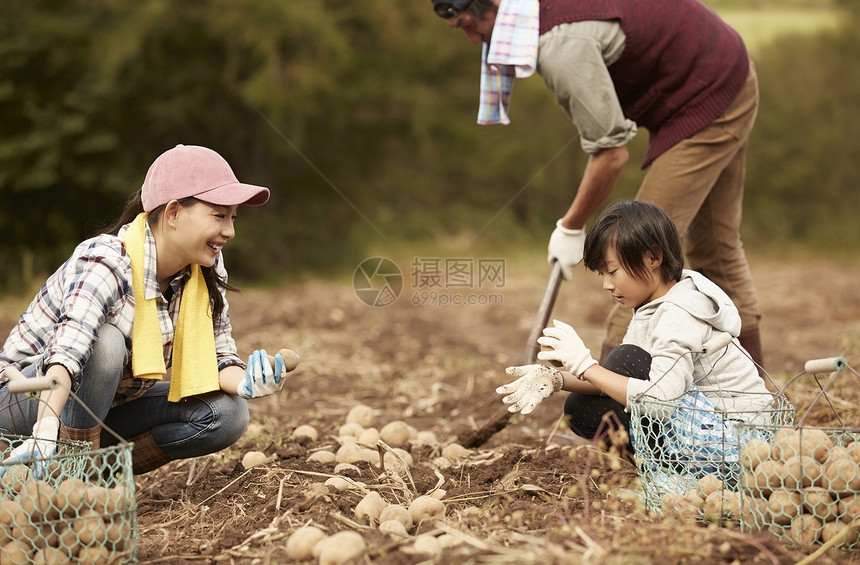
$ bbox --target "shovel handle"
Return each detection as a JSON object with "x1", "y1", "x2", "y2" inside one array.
[
  {"x1": 524, "y1": 261, "x2": 564, "y2": 365},
  {"x1": 1, "y1": 366, "x2": 61, "y2": 394}
]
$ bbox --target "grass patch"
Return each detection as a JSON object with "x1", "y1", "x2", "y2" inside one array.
[{"x1": 716, "y1": 7, "x2": 844, "y2": 52}]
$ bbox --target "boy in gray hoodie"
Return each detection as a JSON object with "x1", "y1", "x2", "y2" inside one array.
[{"x1": 497, "y1": 200, "x2": 770, "y2": 444}]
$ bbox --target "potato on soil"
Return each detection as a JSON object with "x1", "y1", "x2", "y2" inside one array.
[
  {"x1": 293, "y1": 424, "x2": 318, "y2": 442},
  {"x1": 379, "y1": 519, "x2": 409, "y2": 537},
  {"x1": 441, "y1": 443, "x2": 471, "y2": 461},
  {"x1": 338, "y1": 423, "x2": 364, "y2": 440},
  {"x1": 285, "y1": 526, "x2": 327, "y2": 561},
  {"x1": 357, "y1": 428, "x2": 380, "y2": 446},
  {"x1": 345, "y1": 404, "x2": 375, "y2": 428},
  {"x1": 316, "y1": 530, "x2": 366, "y2": 565},
  {"x1": 306, "y1": 450, "x2": 336, "y2": 464},
  {"x1": 767, "y1": 490, "x2": 802, "y2": 525},
  {"x1": 741, "y1": 439, "x2": 771, "y2": 471},
  {"x1": 241, "y1": 450, "x2": 267, "y2": 469},
  {"x1": 412, "y1": 533, "x2": 442, "y2": 557},
  {"x1": 411, "y1": 431, "x2": 439, "y2": 448},
  {"x1": 354, "y1": 491, "x2": 387, "y2": 522},
  {"x1": 408, "y1": 495, "x2": 445, "y2": 523},
  {"x1": 335, "y1": 443, "x2": 365, "y2": 465},
  {"x1": 379, "y1": 504, "x2": 413, "y2": 531},
  {"x1": 379, "y1": 421, "x2": 411, "y2": 446}
]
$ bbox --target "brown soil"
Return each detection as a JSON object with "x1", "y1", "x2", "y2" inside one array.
[{"x1": 3, "y1": 254, "x2": 860, "y2": 564}]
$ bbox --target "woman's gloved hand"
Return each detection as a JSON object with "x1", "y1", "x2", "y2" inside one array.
[
  {"x1": 237, "y1": 349, "x2": 289, "y2": 399},
  {"x1": 1, "y1": 416, "x2": 60, "y2": 478},
  {"x1": 496, "y1": 365, "x2": 563, "y2": 415}
]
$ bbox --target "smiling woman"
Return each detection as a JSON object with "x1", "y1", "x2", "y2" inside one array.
[{"x1": 0, "y1": 145, "x2": 297, "y2": 477}]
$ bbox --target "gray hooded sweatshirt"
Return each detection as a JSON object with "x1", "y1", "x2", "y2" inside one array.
[{"x1": 624, "y1": 270, "x2": 771, "y2": 421}]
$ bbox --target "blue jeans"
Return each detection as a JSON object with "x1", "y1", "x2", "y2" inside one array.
[{"x1": 0, "y1": 324, "x2": 249, "y2": 461}]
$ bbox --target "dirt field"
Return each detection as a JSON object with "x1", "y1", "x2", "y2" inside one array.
[{"x1": 3, "y1": 254, "x2": 860, "y2": 563}]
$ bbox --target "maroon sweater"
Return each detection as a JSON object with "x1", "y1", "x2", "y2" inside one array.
[{"x1": 538, "y1": 0, "x2": 749, "y2": 168}]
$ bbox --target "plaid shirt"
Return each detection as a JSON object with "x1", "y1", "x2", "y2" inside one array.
[{"x1": 0, "y1": 222, "x2": 244, "y2": 406}]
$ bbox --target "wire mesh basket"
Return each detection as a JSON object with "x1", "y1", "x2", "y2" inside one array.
[
  {"x1": 630, "y1": 388, "x2": 795, "y2": 521},
  {"x1": 736, "y1": 357, "x2": 860, "y2": 551},
  {"x1": 0, "y1": 368, "x2": 138, "y2": 563}
]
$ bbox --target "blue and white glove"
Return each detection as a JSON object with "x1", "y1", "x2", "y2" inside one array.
[
  {"x1": 237, "y1": 350, "x2": 288, "y2": 399},
  {"x1": 1, "y1": 417, "x2": 60, "y2": 478}
]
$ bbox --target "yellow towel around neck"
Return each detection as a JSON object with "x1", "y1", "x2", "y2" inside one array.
[{"x1": 124, "y1": 213, "x2": 220, "y2": 402}]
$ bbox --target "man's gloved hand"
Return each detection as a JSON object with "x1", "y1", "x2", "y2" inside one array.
[
  {"x1": 537, "y1": 319, "x2": 598, "y2": 376},
  {"x1": 496, "y1": 365, "x2": 564, "y2": 415},
  {"x1": 237, "y1": 349, "x2": 287, "y2": 399},
  {"x1": 547, "y1": 219, "x2": 585, "y2": 280},
  {"x1": 1, "y1": 416, "x2": 60, "y2": 478}
]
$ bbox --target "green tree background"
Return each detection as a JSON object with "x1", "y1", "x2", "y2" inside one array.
[{"x1": 0, "y1": 0, "x2": 856, "y2": 290}]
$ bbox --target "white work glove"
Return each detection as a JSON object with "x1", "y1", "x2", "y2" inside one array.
[
  {"x1": 537, "y1": 319, "x2": 598, "y2": 377},
  {"x1": 496, "y1": 365, "x2": 563, "y2": 415},
  {"x1": 237, "y1": 349, "x2": 288, "y2": 399},
  {"x1": 1, "y1": 416, "x2": 60, "y2": 478},
  {"x1": 547, "y1": 219, "x2": 585, "y2": 280}
]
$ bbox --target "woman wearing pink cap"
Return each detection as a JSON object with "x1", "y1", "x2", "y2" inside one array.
[{"x1": 0, "y1": 145, "x2": 293, "y2": 475}]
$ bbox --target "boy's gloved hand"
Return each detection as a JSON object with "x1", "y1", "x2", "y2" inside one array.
[
  {"x1": 537, "y1": 319, "x2": 598, "y2": 376},
  {"x1": 1, "y1": 416, "x2": 60, "y2": 478},
  {"x1": 547, "y1": 220, "x2": 585, "y2": 280},
  {"x1": 496, "y1": 365, "x2": 563, "y2": 415},
  {"x1": 237, "y1": 349, "x2": 288, "y2": 399}
]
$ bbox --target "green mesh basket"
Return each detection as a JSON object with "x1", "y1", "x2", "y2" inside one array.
[
  {"x1": 629, "y1": 389, "x2": 795, "y2": 521},
  {"x1": 0, "y1": 434, "x2": 138, "y2": 564},
  {"x1": 735, "y1": 357, "x2": 860, "y2": 550}
]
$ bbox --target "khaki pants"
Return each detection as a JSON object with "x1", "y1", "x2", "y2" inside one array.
[{"x1": 605, "y1": 61, "x2": 761, "y2": 348}]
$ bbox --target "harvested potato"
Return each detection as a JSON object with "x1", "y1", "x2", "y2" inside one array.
[
  {"x1": 786, "y1": 514, "x2": 823, "y2": 547},
  {"x1": 0, "y1": 465, "x2": 30, "y2": 495},
  {"x1": 802, "y1": 487, "x2": 839, "y2": 521},
  {"x1": 799, "y1": 429, "x2": 833, "y2": 463},
  {"x1": 739, "y1": 496, "x2": 769, "y2": 534},
  {"x1": 354, "y1": 491, "x2": 387, "y2": 522},
  {"x1": 338, "y1": 423, "x2": 364, "y2": 440},
  {"x1": 317, "y1": 530, "x2": 366, "y2": 565},
  {"x1": 822, "y1": 457, "x2": 860, "y2": 492},
  {"x1": 335, "y1": 443, "x2": 365, "y2": 465},
  {"x1": 378, "y1": 519, "x2": 408, "y2": 537},
  {"x1": 345, "y1": 405, "x2": 375, "y2": 428},
  {"x1": 437, "y1": 533, "x2": 461, "y2": 549},
  {"x1": 696, "y1": 474, "x2": 723, "y2": 498},
  {"x1": 408, "y1": 495, "x2": 445, "y2": 524},
  {"x1": 379, "y1": 421, "x2": 411, "y2": 446},
  {"x1": 333, "y1": 463, "x2": 361, "y2": 476},
  {"x1": 747, "y1": 460, "x2": 780, "y2": 497},
  {"x1": 306, "y1": 450, "x2": 336, "y2": 464},
  {"x1": 776, "y1": 457, "x2": 803, "y2": 489},
  {"x1": 767, "y1": 490, "x2": 802, "y2": 525},
  {"x1": 76, "y1": 546, "x2": 112, "y2": 565},
  {"x1": 0, "y1": 499, "x2": 23, "y2": 526},
  {"x1": 429, "y1": 488, "x2": 447, "y2": 501},
  {"x1": 441, "y1": 443, "x2": 471, "y2": 461},
  {"x1": 800, "y1": 457, "x2": 824, "y2": 488},
  {"x1": 241, "y1": 450, "x2": 268, "y2": 469},
  {"x1": 19, "y1": 480, "x2": 54, "y2": 518},
  {"x1": 821, "y1": 519, "x2": 860, "y2": 548},
  {"x1": 293, "y1": 425, "x2": 318, "y2": 442},
  {"x1": 773, "y1": 429, "x2": 801, "y2": 460},
  {"x1": 845, "y1": 440, "x2": 860, "y2": 463},
  {"x1": 285, "y1": 526, "x2": 327, "y2": 560},
  {"x1": 412, "y1": 534, "x2": 442, "y2": 557},
  {"x1": 53, "y1": 478, "x2": 86, "y2": 515},
  {"x1": 411, "y1": 431, "x2": 439, "y2": 448},
  {"x1": 837, "y1": 493, "x2": 860, "y2": 518},
  {"x1": 2, "y1": 539, "x2": 31, "y2": 565},
  {"x1": 32, "y1": 545, "x2": 73, "y2": 565},
  {"x1": 104, "y1": 517, "x2": 130, "y2": 551},
  {"x1": 72, "y1": 511, "x2": 107, "y2": 545},
  {"x1": 379, "y1": 504, "x2": 413, "y2": 531},
  {"x1": 741, "y1": 439, "x2": 771, "y2": 471},
  {"x1": 357, "y1": 428, "x2": 380, "y2": 446},
  {"x1": 83, "y1": 486, "x2": 111, "y2": 514}
]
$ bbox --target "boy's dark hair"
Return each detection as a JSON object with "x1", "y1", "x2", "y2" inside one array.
[
  {"x1": 99, "y1": 189, "x2": 238, "y2": 322},
  {"x1": 583, "y1": 200, "x2": 684, "y2": 284},
  {"x1": 465, "y1": 0, "x2": 497, "y2": 19}
]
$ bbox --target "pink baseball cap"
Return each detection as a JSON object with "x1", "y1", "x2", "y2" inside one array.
[{"x1": 141, "y1": 144, "x2": 270, "y2": 212}]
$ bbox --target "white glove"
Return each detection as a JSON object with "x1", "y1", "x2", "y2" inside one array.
[
  {"x1": 537, "y1": 319, "x2": 598, "y2": 377},
  {"x1": 496, "y1": 365, "x2": 563, "y2": 415},
  {"x1": 1, "y1": 417, "x2": 60, "y2": 478},
  {"x1": 237, "y1": 350, "x2": 288, "y2": 399},
  {"x1": 547, "y1": 219, "x2": 585, "y2": 280}
]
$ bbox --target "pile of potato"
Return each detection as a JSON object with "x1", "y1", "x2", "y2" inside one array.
[
  {"x1": 661, "y1": 473, "x2": 741, "y2": 523},
  {"x1": 270, "y1": 404, "x2": 474, "y2": 564},
  {"x1": 738, "y1": 428, "x2": 860, "y2": 548},
  {"x1": 0, "y1": 464, "x2": 133, "y2": 564}
]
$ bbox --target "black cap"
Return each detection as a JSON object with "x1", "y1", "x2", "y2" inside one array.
[{"x1": 431, "y1": 0, "x2": 474, "y2": 18}]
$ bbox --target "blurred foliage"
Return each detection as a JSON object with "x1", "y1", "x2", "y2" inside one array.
[{"x1": 0, "y1": 0, "x2": 857, "y2": 291}]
